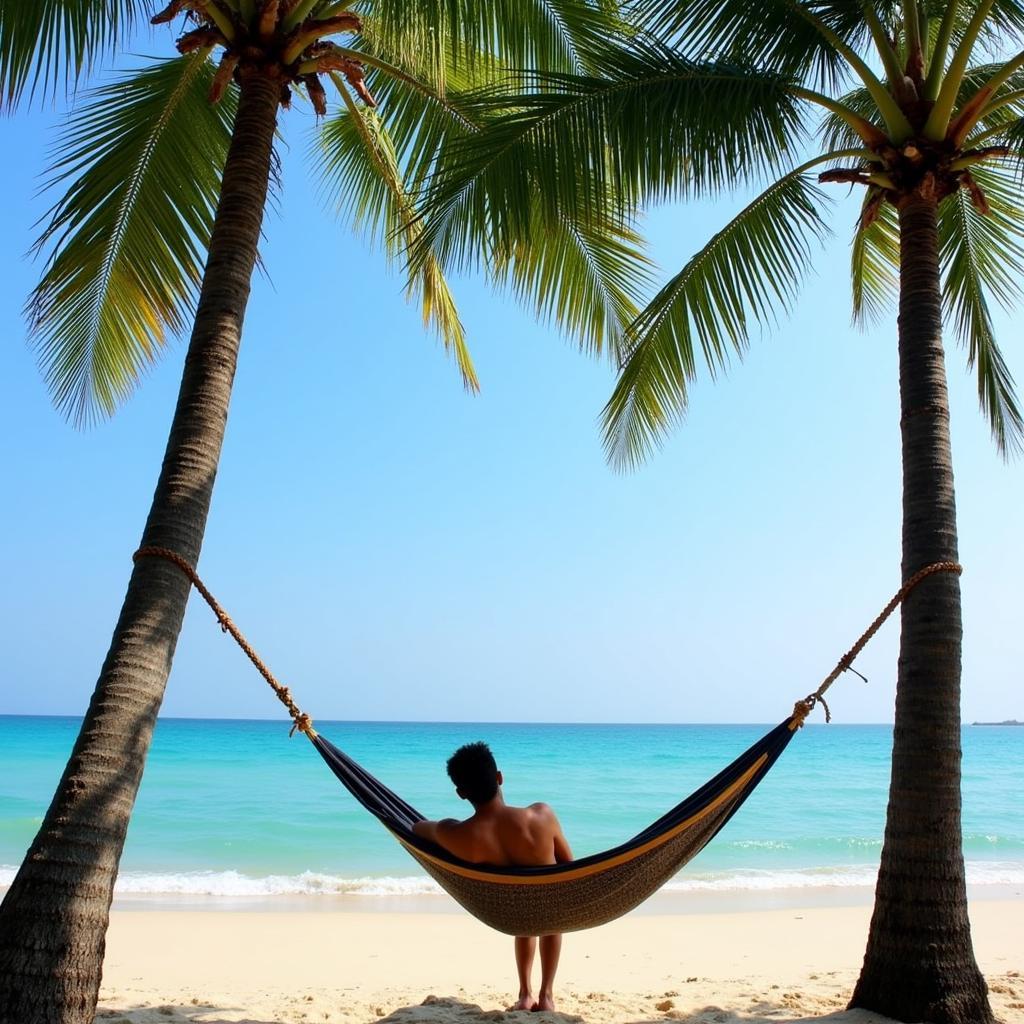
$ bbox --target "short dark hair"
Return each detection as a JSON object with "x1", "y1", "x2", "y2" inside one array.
[{"x1": 446, "y1": 742, "x2": 499, "y2": 806}]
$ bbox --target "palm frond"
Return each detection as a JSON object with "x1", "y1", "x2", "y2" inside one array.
[
  {"x1": 416, "y1": 40, "x2": 805, "y2": 279},
  {"x1": 627, "y1": 0, "x2": 875, "y2": 93},
  {"x1": 316, "y1": 81, "x2": 475, "y2": 388},
  {"x1": 361, "y1": 0, "x2": 624, "y2": 85},
  {"x1": 851, "y1": 191, "x2": 899, "y2": 324},
  {"x1": 819, "y1": 84, "x2": 879, "y2": 150},
  {"x1": 357, "y1": 52, "x2": 484, "y2": 195},
  {"x1": 495, "y1": 203, "x2": 654, "y2": 358},
  {"x1": 602, "y1": 172, "x2": 832, "y2": 469},
  {"x1": 1000, "y1": 113, "x2": 1024, "y2": 165},
  {"x1": 325, "y1": 48, "x2": 654, "y2": 362},
  {"x1": 939, "y1": 162, "x2": 1024, "y2": 453},
  {"x1": 28, "y1": 52, "x2": 235, "y2": 425},
  {"x1": 982, "y1": 0, "x2": 1024, "y2": 48},
  {"x1": 0, "y1": 0, "x2": 149, "y2": 109},
  {"x1": 945, "y1": 61, "x2": 1024, "y2": 140}
]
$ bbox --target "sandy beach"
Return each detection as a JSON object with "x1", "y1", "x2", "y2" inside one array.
[{"x1": 94, "y1": 896, "x2": 1024, "y2": 1024}]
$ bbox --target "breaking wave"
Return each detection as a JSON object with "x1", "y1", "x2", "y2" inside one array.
[{"x1": 2, "y1": 860, "x2": 1021, "y2": 898}]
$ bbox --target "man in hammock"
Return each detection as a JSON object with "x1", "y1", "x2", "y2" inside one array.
[{"x1": 413, "y1": 741, "x2": 573, "y2": 1013}]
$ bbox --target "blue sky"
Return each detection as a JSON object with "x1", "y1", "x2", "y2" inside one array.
[{"x1": 1, "y1": 46, "x2": 1021, "y2": 724}]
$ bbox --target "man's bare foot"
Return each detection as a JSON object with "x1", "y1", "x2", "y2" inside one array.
[
  {"x1": 511, "y1": 994, "x2": 535, "y2": 1011},
  {"x1": 532, "y1": 994, "x2": 556, "y2": 1013}
]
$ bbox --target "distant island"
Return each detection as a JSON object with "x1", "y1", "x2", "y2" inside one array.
[{"x1": 971, "y1": 719, "x2": 1023, "y2": 726}]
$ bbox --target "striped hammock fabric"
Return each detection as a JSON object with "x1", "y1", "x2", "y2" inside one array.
[{"x1": 310, "y1": 716, "x2": 801, "y2": 935}]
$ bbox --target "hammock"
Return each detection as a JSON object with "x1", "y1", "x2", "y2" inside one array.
[
  {"x1": 131, "y1": 547, "x2": 961, "y2": 934},
  {"x1": 311, "y1": 717, "x2": 799, "y2": 934}
]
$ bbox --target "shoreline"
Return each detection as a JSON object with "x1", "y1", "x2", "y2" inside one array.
[
  {"x1": 3, "y1": 880, "x2": 1022, "y2": 916},
  {"x1": 93, "y1": 880, "x2": 1023, "y2": 915},
  {"x1": 93, "y1": 899, "x2": 1023, "y2": 1024}
]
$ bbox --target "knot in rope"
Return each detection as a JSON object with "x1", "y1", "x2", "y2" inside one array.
[
  {"x1": 290, "y1": 713, "x2": 314, "y2": 738},
  {"x1": 793, "y1": 560, "x2": 963, "y2": 726},
  {"x1": 132, "y1": 546, "x2": 316, "y2": 739},
  {"x1": 793, "y1": 693, "x2": 831, "y2": 726}
]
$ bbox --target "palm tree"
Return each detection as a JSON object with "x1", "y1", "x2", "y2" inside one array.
[
  {"x1": 416, "y1": 2, "x2": 1024, "y2": 1021},
  {"x1": 0, "y1": 2, "x2": 647, "y2": 1020}
]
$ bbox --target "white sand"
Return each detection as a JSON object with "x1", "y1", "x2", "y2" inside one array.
[{"x1": 93, "y1": 897, "x2": 1024, "y2": 1024}]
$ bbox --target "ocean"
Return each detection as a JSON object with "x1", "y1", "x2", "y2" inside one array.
[{"x1": 1, "y1": 716, "x2": 1021, "y2": 903}]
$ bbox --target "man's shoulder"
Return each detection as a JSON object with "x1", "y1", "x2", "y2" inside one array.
[
  {"x1": 432, "y1": 816, "x2": 480, "y2": 857},
  {"x1": 444, "y1": 815, "x2": 479, "y2": 835},
  {"x1": 521, "y1": 801, "x2": 558, "y2": 822}
]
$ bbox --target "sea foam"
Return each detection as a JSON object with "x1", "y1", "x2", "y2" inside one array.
[{"x1": 3, "y1": 861, "x2": 1021, "y2": 898}]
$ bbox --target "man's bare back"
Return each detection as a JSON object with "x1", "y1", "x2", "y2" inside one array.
[
  {"x1": 413, "y1": 800, "x2": 571, "y2": 868},
  {"x1": 412, "y1": 742, "x2": 572, "y2": 1013}
]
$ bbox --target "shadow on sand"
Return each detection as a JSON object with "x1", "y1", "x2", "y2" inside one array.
[
  {"x1": 376, "y1": 995, "x2": 892, "y2": 1024},
  {"x1": 93, "y1": 994, "x2": 896, "y2": 1024},
  {"x1": 95, "y1": 1002, "x2": 281, "y2": 1024}
]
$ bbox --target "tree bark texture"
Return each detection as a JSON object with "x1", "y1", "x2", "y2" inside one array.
[
  {"x1": 849, "y1": 193, "x2": 993, "y2": 1024},
  {"x1": 0, "y1": 70, "x2": 281, "y2": 1024}
]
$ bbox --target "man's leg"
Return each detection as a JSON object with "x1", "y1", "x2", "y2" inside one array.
[
  {"x1": 513, "y1": 936, "x2": 537, "y2": 1010},
  {"x1": 536, "y1": 934, "x2": 562, "y2": 1012}
]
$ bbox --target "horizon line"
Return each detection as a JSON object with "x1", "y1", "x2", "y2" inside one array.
[{"x1": 1, "y1": 712, "x2": 902, "y2": 727}]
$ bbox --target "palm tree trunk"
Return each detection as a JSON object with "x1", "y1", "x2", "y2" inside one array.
[
  {"x1": 849, "y1": 190, "x2": 992, "y2": 1024},
  {"x1": 0, "y1": 68, "x2": 280, "y2": 1024}
]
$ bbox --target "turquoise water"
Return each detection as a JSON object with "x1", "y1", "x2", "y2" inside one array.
[{"x1": 1, "y1": 715, "x2": 1021, "y2": 898}]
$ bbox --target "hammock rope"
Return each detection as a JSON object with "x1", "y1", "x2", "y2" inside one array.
[
  {"x1": 793, "y1": 559, "x2": 963, "y2": 724},
  {"x1": 130, "y1": 546, "x2": 963, "y2": 934},
  {"x1": 134, "y1": 544, "x2": 962, "y2": 731},
  {"x1": 132, "y1": 546, "x2": 315, "y2": 737}
]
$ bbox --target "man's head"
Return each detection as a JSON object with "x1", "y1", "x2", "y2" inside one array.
[{"x1": 446, "y1": 741, "x2": 502, "y2": 806}]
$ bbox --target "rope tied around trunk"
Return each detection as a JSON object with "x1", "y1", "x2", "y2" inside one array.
[
  {"x1": 791, "y1": 560, "x2": 963, "y2": 725},
  {"x1": 132, "y1": 546, "x2": 316, "y2": 738}
]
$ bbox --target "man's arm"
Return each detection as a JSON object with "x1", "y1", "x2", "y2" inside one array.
[
  {"x1": 412, "y1": 818, "x2": 460, "y2": 847},
  {"x1": 551, "y1": 813, "x2": 573, "y2": 863}
]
